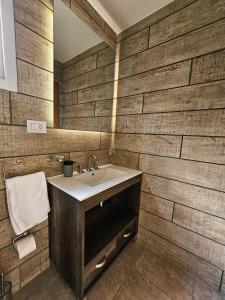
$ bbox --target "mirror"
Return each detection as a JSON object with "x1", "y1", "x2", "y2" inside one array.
[{"x1": 54, "y1": 0, "x2": 115, "y2": 131}]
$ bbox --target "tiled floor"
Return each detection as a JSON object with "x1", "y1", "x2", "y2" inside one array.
[{"x1": 14, "y1": 242, "x2": 225, "y2": 300}]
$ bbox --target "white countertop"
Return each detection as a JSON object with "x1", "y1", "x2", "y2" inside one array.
[{"x1": 47, "y1": 164, "x2": 142, "y2": 201}]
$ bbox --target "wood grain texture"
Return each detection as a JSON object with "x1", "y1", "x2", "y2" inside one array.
[
  {"x1": 100, "y1": 132, "x2": 112, "y2": 150},
  {"x1": 15, "y1": 22, "x2": 53, "y2": 72},
  {"x1": 78, "y1": 82, "x2": 114, "y2": 103},
  {"x1": 139, "y1": 210, "x2": 225, "y2": 269},
  {"x1": 63, "y1": 54, "x2": 97, "y2": 81},
  {"x1": 119, "y1": 28, "x2": 149, "y2": 60},
  {"x1": 140, "y1": 191, "x2": 173, "y2": 221},
  {"x1": 40, "y1": 0, "x2": 53, "y2": 10},
  {"x1": 116, "y1": 109, "x2": 225, "y2": 136},
  {"x1": 119, "y1": 19, "x2": 225, "y2": 79},
  {"x1": 143, "y1": 80, "x2": 225, "y2": 113},
  {"x1": 5, "y1": 267, "x2": 20, "y2": 294},
  {"x1": 17, "y1": 60, "x2": 53, "y2": 101},
  {"x1": 139, "y1": 154, "x2": 225, "y2": 192},
  {"x1": 63, "y1": 116, "x2": 112, "y2": 132},
  {"x1": 138, "y1": 227, "x2": 222, "y2": 290},
  {"x1": 95, "y1": 100, "x2": 113, "y2": 117},
  {"x1": 64, "y1": 64, "x2": 114, "y2": 93},
  {"x1": 142, "y1": 174, "x2": 225, "y2": 219},
  {"x1": 63, "y1": 102, "x2": 95, "y2": 118},
  {"x1": 118, "y1": 61, "x2": 191, "y2": 97},
  {"x1": 62, "y1": 92, "x2": 78, "y2": 106},
  {"x1": 118, "y1": 0, "x2": 196, "y2": 41},
  {"x1": 0, "y1": 125, "x2": 100, "y2": 157},
  {"x1": 97, "y1": 47, "x2": 115, "y2": 68},
  {"x1": 0, "y1": 90, "x2": 10, "y2": 124},
  {"x1": 149, "y1": 0, "x2": 225, "y2": 47},
  {"x1": 11, "y1": 93, "x2": 53, "y2": 127},
  {"x1": 110, "y1": 150, "x2": 139, "y2": 169},
  {"x1": 20, "y1": 248, "x2": 50, "y2": 287},
  {"x1": 191, "y1": 49, "x2": 225, "y2": 84},
  {"x1": 0, "y1": 190, "x2": 8, "y2": 221},
  {"x1": 181, "y1": 137, "x2": 225, "y2": 164},
  {"x1": 173, "y1": 204, "x2": 225, "y2": 245},
  {"x1": 14, "y1": 0, "x2": 53, "y2": 42},
  {"x1": 114, "y1": 134, "x2": 182, "y2": 158}
]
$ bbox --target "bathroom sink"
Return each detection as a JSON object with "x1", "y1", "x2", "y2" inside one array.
[
  {"x1": 76, "y1": 167, "x2": 127, "y2": 187},
  {"x1": 47, "y1": 164, "x2": 142, "y2": 201}
]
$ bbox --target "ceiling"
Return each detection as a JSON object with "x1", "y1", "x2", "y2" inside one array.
[
  {"x1": 54, "y1": 0, "x2": 102, "y2": 63},
  {"x1": 88, "y1": 0, "x2": 175, "y2": 33}
]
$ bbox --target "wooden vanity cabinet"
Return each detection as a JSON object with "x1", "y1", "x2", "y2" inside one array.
[{"x1": 48, "y1": 174, "x2": 142, "y2": 300}]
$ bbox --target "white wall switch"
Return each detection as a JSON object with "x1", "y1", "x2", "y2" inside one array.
[{"x1": 27, "y1": 120, "x2": 47, "y2": 133}]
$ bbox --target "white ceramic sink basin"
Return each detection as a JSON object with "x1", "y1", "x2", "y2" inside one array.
[
  {"x1": 47, "y1": 164, "x2": 142, "y2": 201},
  {"x1": 76, "y1": 167, "x2": 127, "y2": 187}
]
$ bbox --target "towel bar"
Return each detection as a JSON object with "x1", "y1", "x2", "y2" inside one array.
[
  {"x1": 1, "y1": 159, "x2": 26, "y2": 182},
  {"x1": 12, "y1": 232, "x2": 28, "y2": 248}
]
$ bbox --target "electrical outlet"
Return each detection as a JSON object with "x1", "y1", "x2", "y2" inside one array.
[{"x1": 27, "y1": 120, "x2": 47, "y2": 133}]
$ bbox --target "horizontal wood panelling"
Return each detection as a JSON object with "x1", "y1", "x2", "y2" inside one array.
[
  {"x1": 173, "y1": 204, "x2": 225, "y2": 245},
  {"x1": 63, "y1": 54, "x2": 97, "y2": 81},
  {"x1": 62, "y1": 92, "x2": 78, "y2": 106},
  {"x1": 14, "y1": 0, "x2": 53, "y2": 42},
  {"x1": 40, "y1": 0, "x2": 53, "y2": 10},
  {"x1": 95, "y1": 95, "x2": 143, "y2": 117},
  {"x1": 0, "y1": 153, "x2": 69, "y2": 190},
  {"x1": 138, "y1": 227, "x2": 222, "y2": 289},
  {"x1": 119, "y1": 28, "x2": 149, "y2": 60},
  {"x1": 0, "y1": 125, "x2": 100, "y2": 157},
  {"x1": 0, "y1": 190, "x2": 8, "y2": 221},
  {"x1": 140, "y1": 191, "x2": 173, "y2": 221},
  {"x1": 143, "y1": 80, "x2": 225, "y2": 113},
  {"x1": 191, "y1": 49, "x2": 225, "y2": 84},
  {"x1": 6, "y1": 268, "x2": 20, "y2": 294},
  {"x1": 63, "y1": 42, "x2": 107, "y2": 68},
  {"x1": 17, "y1": 60, "x2": 53, "y2": 101},
  {"x1": 95, "y1": 100, "x2": 113, "y2": 117},
  {"x1": 0, "y1": 90, "x2": 10, "y2": 124},
  {"x1": 118, "y1": 0, "x2": 196, "y2": 41},
  {"x1": 97, "y1": 47, "x2": 115, "y2": 68},
  {"x1": 140, "y1": 154, "x2": 225, "y2": 192},
  {"x1": 119, "y1": 19, "x2": 225, "y2": 79},
  {"x1": 63, "y1": 102, "x2": 95, "y2": 118},
  {"x1": 100, "y1": 132, "x2": 112, "y2": 150},
  {"x1": 110, "y1": 150, "x2": 139, "y2": 169},
  {"x1": 11, "y1": 93, "x2": 53, "y2": 127},
  {"x1": 116, "y1": 109, "x2": 225, "y2": 136},
  {"x1": 78, "y1": 82, "x2": 114, "y2": 103},
  {"x1": 63, "y1": 116, "x2": 112, "y2": 132},
  {"x1": 142, "y1": 174, "x2": 225, "y2": 219},
  {"x1": 0, "y1": 218, "x2": 14, "y2": 249},
  {"x1": 20, "y1": 248, "x2": 50, "y2": 287},
  {"x1": 149, "y1": 0, "x2": 225, "y2": 47},
  {"x1": 118, "y1": 61, "x2": 191, "y2": 97},
  {"x1": 139, "y1": 210, "x2": 225, "y2": 269},
  {"x1": 114, "y1": 134, "x2": 182, "y2": 158},
  {"x1": 15, "y1": 22, "x2": 53, "y2": 72},
  {"x1": 64, "y1": 64, "x2": 114, "y2": 93},
  {"x1": 181, "y1": 137, "x2": 225, "y2": 164}
]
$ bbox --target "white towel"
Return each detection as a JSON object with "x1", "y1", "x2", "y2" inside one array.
[
  {"x1": 14, "y1": 234, "x2": 36, "y2": 259},
  {"x1": 6, "y1": 171, "x2": 50, "y2": 235}
]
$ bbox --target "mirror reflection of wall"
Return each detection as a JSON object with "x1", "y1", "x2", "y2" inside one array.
[{"x1": 54, "y1": 0, "x2": 115, "y2": 131}]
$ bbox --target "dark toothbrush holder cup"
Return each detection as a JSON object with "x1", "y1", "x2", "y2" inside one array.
[
  {"x1": 63, "y1": 160, "x2": 75, "y2": 177},
  {"x1": 0, "y1": 273, "x2": 12, "y2": 300}
]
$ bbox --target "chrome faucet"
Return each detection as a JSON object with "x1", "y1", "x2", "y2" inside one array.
[{"x1": 87, "y1": 155, "x2": 99, "y2": 171}]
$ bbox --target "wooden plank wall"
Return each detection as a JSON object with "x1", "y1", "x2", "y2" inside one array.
[
  {"x1": 0, "y1": 0, "x2": 110, "y2": 293},
  {"x1": 61, "y1": 42, "x2": 115, "y2": 132},
  {"x1": 111, "y1": 0, "x2": 225, "y2": 292}
]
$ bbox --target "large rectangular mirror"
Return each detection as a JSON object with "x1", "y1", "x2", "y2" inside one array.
[{"x1": 54, "y1": 0, "x2": 115, "y2": 131}]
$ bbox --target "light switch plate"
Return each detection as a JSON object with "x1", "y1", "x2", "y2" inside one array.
[{"x1": 27, "y1": 120, "x2": 47, "y2": 133}]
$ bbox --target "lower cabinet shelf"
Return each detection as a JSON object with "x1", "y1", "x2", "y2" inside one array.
[{"x1": 48, "y1": 175, "x2": 141, "y2": 300}]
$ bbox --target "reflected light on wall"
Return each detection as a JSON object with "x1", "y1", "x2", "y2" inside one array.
[{"x1": 111, "y1": 43, "x2": 120, "y2": 149}]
